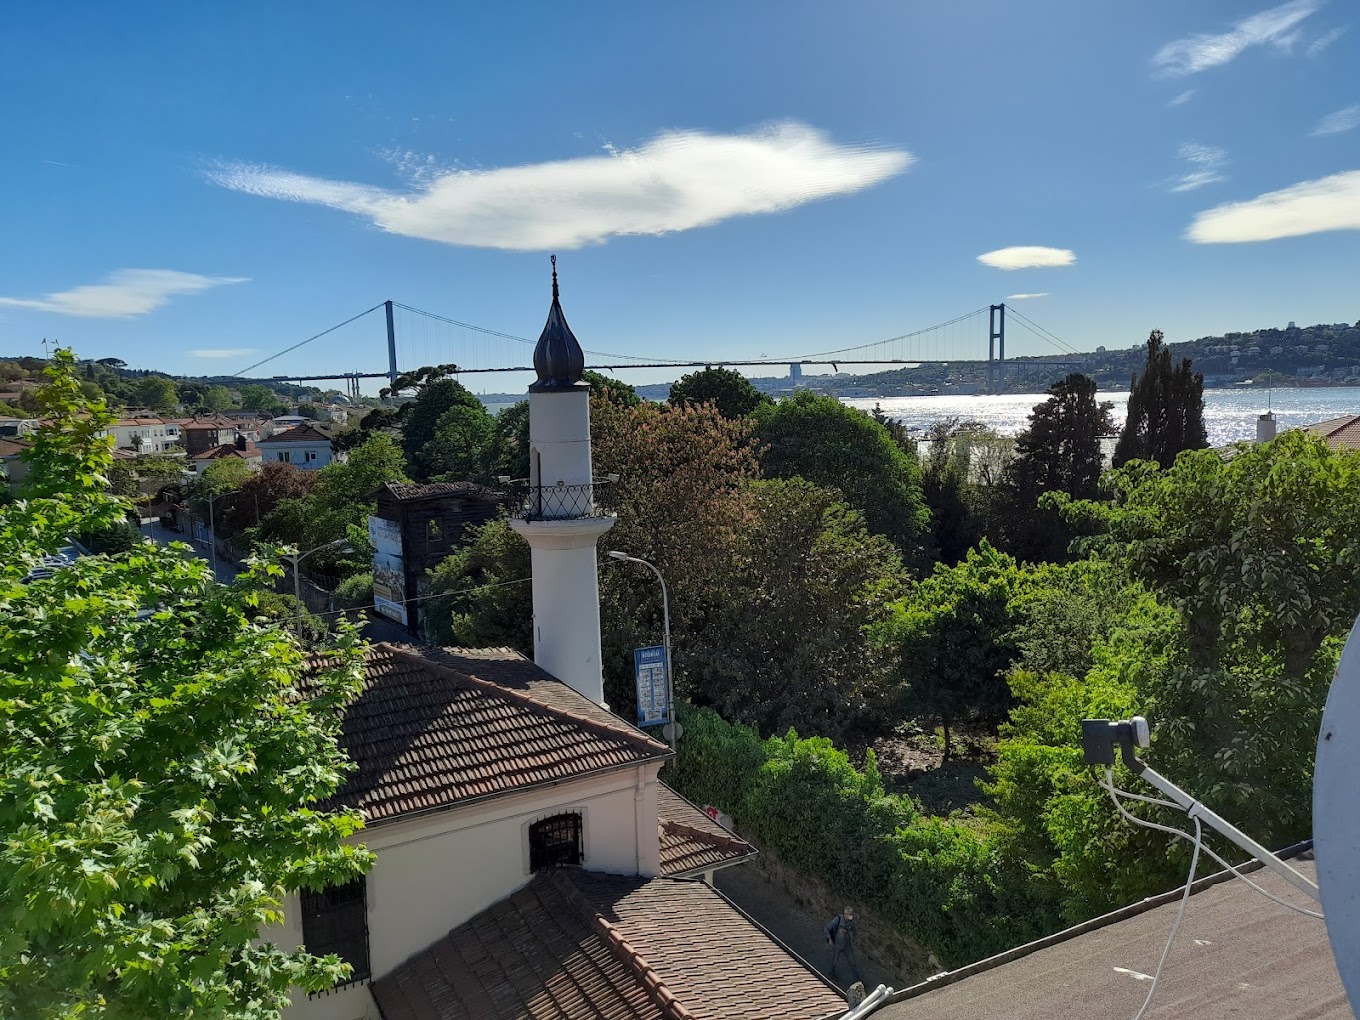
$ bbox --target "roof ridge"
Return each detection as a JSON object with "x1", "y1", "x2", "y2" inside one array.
[
  {"x1": 660, "y1": 819, "x2": 749, "y2": 853},
  {"x1": 550, "y1": 872, "x2": 695, "y2": 1020},
  {"x1": 376, "y1": 643, "x2": 669, "y2": 760}
]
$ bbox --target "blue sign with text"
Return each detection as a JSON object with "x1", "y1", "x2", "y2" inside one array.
[{"x1": 634, "y1": 645, "x2": 670, "y2": 727}]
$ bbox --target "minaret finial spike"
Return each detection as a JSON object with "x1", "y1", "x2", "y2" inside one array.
[{"x1": 551, "y1": 254, "x2": 559, "y2": 300}]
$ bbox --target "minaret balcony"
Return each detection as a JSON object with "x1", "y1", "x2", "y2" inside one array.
[{"x1": 502, "y1": 478, "x2": 615, "y2": 523}]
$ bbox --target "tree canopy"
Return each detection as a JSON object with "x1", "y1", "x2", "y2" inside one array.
[
  {"x1": 1113, "y1": 329, "x2": 1207, "y2": 468},
  {"x1": 668, "y1": 367, "x2": 772, "y2": 419},
  {"x1": 752, "y1": 391, "x2": 932, "y2": 568},
  {"x1": 0, "y1": 350, "x2": 373, "y2": 1017}
]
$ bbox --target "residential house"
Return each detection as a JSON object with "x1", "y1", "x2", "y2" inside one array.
[
  {"x1": 187, "y1": 435, "x2": 263, "y2": 476},
  {"x1": 0, "y1": 436, "x2": 31, "y2": 494},
  {"x1": 107, "y1": 417, "x2": 179, "y2": 454},
  {"x1": 256, "y1": 423, "x2": 340, "y2": 469}
]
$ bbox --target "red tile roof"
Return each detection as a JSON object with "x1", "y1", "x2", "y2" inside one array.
[
  {"x1": 257, "y1": 423, "x2": 335, "y2": 444},
  {"x1": 1303, "y1": 414, "x2": 1360, "y2": 450},
  {"x1": 189, "y1": 443, "x2": 259, "y2": 461},
  {"x1": 657, "y1": 784, "x2": 757, "y2": 878},
  {"x1": 371, "y1": 869, "x2": 846, "y2": 1020},
  {"x1": 0, "y1": 437, "x2": 30, "y2": 458},
  {"x1": 311, "y1": 644, "x2": 670, "y2": 824}
]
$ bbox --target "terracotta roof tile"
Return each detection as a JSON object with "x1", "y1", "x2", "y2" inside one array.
[
  {"x1": 257, "y1": 422, "x2": 335, "y2": 444},
  {"x1": 1303, "y1": 413, "x2": 1360, "y2": 450},
  {"x1": 371, "y1": 870, "x2": 844, "y2": 1020},
  {"x1": 308, "y1": 644, "x2": 670, "y2": 824},
  {"x1": 656, "y1": 785, "x2": 757, "y2": 878},
  {"x1": 375, "y1": 480, "x2": 505, "y2": 501}
]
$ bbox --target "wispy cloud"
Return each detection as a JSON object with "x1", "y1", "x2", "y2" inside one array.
[
  {"x1": 977, "y1": 247, "x2": 1076, "y2": 271},
  {"x1": 1171, "y1": 143, "x2": 1230, "y2": 192},
  {"x1": 206, "y1": 122, "x2": 913, "y2": 251},
  {"x1": 1187, "y1": 169, "x2": 1360, "y2": 242},
  {"x1": 1311, "y1": 103, "x2": 1360, "y2": 135},
  {"x1": 1169, "y1": 89, "x2": 1197, "y2": 106},
  {"x1": 188, "y1": 348, "x2": 258, "y2": 359},
  {"x1": 1006, "y1": 293, "x2": 1049, "y2": 300},
  {"x1": 1152, "y1": 0, "x2": 1319, "y2": 76},
  {"x1": 1307, "y1": 25, "x2": 1348, "y2": 54},
  {"x1": 0, "y1": 269, "x2": 246, "y2": 318}
]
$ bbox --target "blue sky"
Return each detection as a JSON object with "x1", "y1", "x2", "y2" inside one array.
[{"x1": 1, "y1": 1, "x2": 1357, "y2": 393}]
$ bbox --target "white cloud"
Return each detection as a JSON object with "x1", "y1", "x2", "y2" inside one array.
[
  {"x1": 1006, "y1": 293, "x2": 1049, "y2": 300},
  {"x1": 1171, "y1": 143, "x2": 1230, "y2": 192},
  {"x1": 1169, "y1": 89, "x2": 1197, "y2": 106},
  {"x1": 188, "y1": 348, "x2": 258, "y2": 358},
  {"x1": 1307, "y1": 25, "x2": 1348, "y2": 54},
  {"x1": 206, "y1": 122, "x2": 914, "y2": 251},
  {"x1": 1187, "y1": 169, "x2": 1360, "y2": 242},
  {"x1": 976, "y1": 246, "x2": 1076, "y2": 270},
  {"x1": 0, "y1": 269, "x2": 246, "y2": 318},
  {"x1": 1311, "y1": 103, "x2": 1360, "y2": 135},
  {"x1": 1152, "y1": 0, "x2": 1319, "y2": 76}
]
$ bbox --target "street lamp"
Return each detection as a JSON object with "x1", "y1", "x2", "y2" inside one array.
[
  {"x1": 607, "y1": 551, "x2": 677, "y2": 749},
  {"x1": 282, "y1": 539, "x2": 350, "y2": 637}
]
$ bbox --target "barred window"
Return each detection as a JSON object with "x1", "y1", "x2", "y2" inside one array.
[
  {"x1": 529, "y1": 813, "x2": 584, "y2": 872},
  {"x1": 301, "y1": 879, "x2": 370, "y2": 985}
]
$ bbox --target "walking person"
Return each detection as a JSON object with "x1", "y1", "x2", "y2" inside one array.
[{"x1": 825, "y1": 905, "x2": 861, "y2": 984}]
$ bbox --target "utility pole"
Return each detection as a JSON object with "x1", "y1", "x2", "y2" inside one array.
[
  {"x1": 989, "y1": 303, "x2": 1006, "y2": 392},
  {"x1": 384, "y1": 301, "x2": 398, "y2": 388}
]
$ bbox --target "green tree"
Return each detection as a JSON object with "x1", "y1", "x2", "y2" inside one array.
[
  {"x1": 669, "y1": 367, "x2": 772, "y2": 418},
  {"x1": 0, "y1": 351, "x2": 373, "y2": 1017},
  {"x1": 422, "y1": 403, "x2": 495, "y2": 483},
  {"x1": 133, "y1": 375, "x2": 178, "y2": 414},
  {"x1": 266, "y1": 435, "x2": 408, "y2": 565},
  {"x1": 199, "y1": 385, "x2": 235, "y2": 412},
  {"x1": 685, "y1": 478, "x2": 905, "y2": 738},
  {"x1": 878, "y1": 542, "x2": 1029, "y2": 760},
  {"x1": 582, "y1": 370, "x2": 641, "y2": 407},
  {"x1": 1113, "y1": 329, "x2": 1207, "y2": 468},
  {"x1": 753, "y1": 391, "x2": 932, "y2": 567},
  {"x1": 1002, "y1": 373, "x2": 1113, "y2": 563},
  {"x1": 426, "y1": 519, "x2": 534, "y2": 650},
  {"x1": 239, "y1": 384, "x2": 281, "y2": 413},
  {"x1": 400, "y1": 378, "x2": 489, "y2": 481},
  {"x1": 482, "y1": 400, "x2": 530, "y2": 482}
]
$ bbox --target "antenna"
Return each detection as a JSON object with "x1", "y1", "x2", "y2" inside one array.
[{"x1": 1315, "y1": 615, "x2": 1360, "y2": 1007}]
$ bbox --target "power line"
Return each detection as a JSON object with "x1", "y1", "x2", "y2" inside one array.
[{"x1": 234, "y1": 304, "x2": 386, "y2": 377}]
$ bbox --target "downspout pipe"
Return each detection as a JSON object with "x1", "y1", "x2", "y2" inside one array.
[{"x1": 839, "y1": 984, "x2": 893, "y2": 1020}]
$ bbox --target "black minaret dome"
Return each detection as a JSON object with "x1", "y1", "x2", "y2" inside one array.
[{"x1": 530, "y1": 255, "x2": 587, "y2": 392}]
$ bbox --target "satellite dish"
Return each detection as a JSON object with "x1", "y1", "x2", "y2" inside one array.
[{"x1": 1315, "y1": 613, "x2": 1360, "y2": 1007}]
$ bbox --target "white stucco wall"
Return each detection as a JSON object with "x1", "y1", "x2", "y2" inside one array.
[
  {"x1": 259, "y1": 442, "x2": 335, "y2": 469},
  {"x1": 277, "y1": 761, "x2": 662, "y2": 1020}
]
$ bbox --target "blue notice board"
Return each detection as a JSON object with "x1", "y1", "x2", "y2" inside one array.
[{"x1": 634, "y1": 645, "x2": 670, "y2": 727}]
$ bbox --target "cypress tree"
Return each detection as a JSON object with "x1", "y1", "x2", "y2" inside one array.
[{"x1": 1113, "y1": 329, "x2": 1207, "y2": 469}]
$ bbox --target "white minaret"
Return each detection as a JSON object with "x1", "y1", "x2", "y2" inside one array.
[{"x1": 509, "y1": 257, "x2": 615, "y2": 705}]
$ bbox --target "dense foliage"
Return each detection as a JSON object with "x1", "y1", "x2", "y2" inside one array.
[
  {"x1": 1113, "y1": 329, "x2": 1207, "y2": 468},
  {"x1": 668, "y1": 367, "x2": 772, "y2": 419},
  {"x1": 0, "y1": 352, "x2": 374, "y2": 1018},
  {"x1": 753, "y1": 390, "x2": 932, "y2": 568}
]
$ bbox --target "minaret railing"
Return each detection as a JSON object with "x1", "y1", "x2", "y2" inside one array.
[{"x1": 502, "y1": 479, "x2": 614, "y2": 522}]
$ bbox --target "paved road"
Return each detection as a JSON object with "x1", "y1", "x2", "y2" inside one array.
[
  {"x1": 140, "y1": 518, "x2": 240, "y2": 584},
  {"x1": 715, "y1": 863, "x2": 900, "y2": 997}
]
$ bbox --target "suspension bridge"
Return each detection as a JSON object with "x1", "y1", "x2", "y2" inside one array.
[{"x1": 231, "y1": 300, "x2": 1088, "y2": 398}]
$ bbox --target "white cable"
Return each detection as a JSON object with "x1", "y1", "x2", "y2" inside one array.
[
  {"x1": 1101, "y1": 771, "x2": 1323, "y2": 920},
  {"x1": 1131, "y1": 814, "x2": 1202, "y2": 1020}
]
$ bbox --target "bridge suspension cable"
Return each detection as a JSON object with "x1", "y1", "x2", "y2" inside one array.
[
  {"x1": 232, "y1": 303, "x2": 386, "y2": 377},
  {"x1": 791, "y1": 306, "x2": 990, "y2": 361},
  {"x1": 1003, "y1": 306, "x2": 1081, "y2": 357}
]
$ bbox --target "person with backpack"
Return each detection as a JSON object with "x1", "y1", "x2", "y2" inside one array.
[{"x1": 825, "y1": 905, "x2": 860, "y2": 983}]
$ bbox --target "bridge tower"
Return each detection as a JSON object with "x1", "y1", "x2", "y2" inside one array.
[{"x1": 988, "y1": 303, "x2": 1006, "y2": 391}]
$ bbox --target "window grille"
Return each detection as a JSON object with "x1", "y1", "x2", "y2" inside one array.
[
  {"x1": 529, "y1": 813, "x2": 584, "y2": 871},
  {"x1": 301, "y1": 879, "x2": 370, "y2": 986}
]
